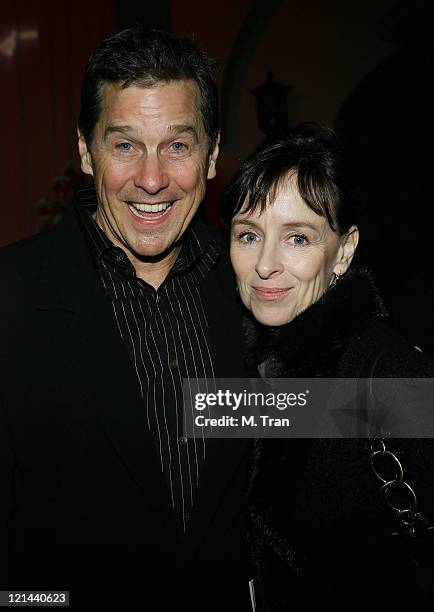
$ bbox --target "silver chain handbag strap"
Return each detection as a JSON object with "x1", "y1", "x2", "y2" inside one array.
[
  {"x1": 369, "y1": 438, "x2": 434, "y2": 537},
  {"x1": 366, "y1": 347, "x2": 434, "y2": 538}
]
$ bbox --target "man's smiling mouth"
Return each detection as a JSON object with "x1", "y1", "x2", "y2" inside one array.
[{"x1": 127, "y1": 201, "x2": 174, "y2": 218}]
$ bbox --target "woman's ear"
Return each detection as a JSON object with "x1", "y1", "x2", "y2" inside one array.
[
  {"x1": 77, "y1": 128, "x2": 94, "y2": 177},
  {"x1": 333, "y1": 225, "x2": 359, "y2": 276}
]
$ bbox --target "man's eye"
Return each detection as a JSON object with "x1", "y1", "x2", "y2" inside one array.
[
  {"x1": 170, "y1": 142, "x2": 187, "y2": 152},
  {"x1": 238, "y1": 231, "x2": 258, "y2": 243},
  {"x1": 116, "y1": 142, "x2": 132, "y2": 151}
]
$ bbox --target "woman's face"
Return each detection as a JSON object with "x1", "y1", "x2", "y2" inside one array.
[{"x1": 230, "y1": 176, "x2": 358, "y2": 327}]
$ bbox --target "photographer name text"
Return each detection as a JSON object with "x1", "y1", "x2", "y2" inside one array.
[{"x1": 194, "y1": 415, "x2": 290, "y2": 428}]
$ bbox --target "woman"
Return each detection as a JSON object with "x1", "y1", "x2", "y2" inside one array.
[{"x1": 222, "y1": 124, "x2": 434, "y2": 611}]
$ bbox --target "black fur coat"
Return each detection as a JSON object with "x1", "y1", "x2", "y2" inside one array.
[{"x1": 244, "y1": 266, "x2": 434, "y2": 612}]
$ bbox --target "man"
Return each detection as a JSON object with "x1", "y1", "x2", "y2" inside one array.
[{"x1": 0, "y1": 28, "x2": 251, "y2": 611}]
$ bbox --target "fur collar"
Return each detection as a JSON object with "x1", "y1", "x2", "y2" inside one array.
[{"x1": 244, "y1": 266, "x2": 387, "y2": 378}]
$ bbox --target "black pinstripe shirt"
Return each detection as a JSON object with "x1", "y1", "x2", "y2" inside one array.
[{"x1": 76, "y1": 188, "x2": 219, "y2": 532}]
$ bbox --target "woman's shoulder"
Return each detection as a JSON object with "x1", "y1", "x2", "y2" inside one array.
[{"x1": 338, "y1": 319, "x2": 434, "y2": 378}]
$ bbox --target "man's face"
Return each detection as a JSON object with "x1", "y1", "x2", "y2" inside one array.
[{"x1": 78, "y1": 80, "x2": 218, "y2": 267}]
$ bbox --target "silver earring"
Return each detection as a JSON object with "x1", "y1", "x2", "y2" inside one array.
[{"x1": 330, "y1": 272, "x2": 341, "y2": 288}]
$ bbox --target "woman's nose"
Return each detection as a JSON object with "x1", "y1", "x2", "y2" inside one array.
[
  {"x1": 134, "y1": 154, "x2": 170, "y2": 194},
  {"x1": 255, "y1": 242, "x2": 284, "y2": 279}
]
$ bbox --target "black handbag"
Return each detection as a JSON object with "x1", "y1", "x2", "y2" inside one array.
[{"x1": 366, "y1": 347, "x2": 434, "y2": 600}]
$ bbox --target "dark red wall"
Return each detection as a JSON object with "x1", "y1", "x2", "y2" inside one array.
[
  {"x1": 1, "y1": 1, "x2": 116, "y2": 245},
  {"x1": 170, "y1": 0, "x2": 397, "y2": 226},
  {"x1": 1, "y1": 0, "x2": 397, "y2": 243}
]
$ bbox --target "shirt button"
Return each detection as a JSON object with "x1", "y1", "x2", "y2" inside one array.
[
  {"x1": 178, "y1": 436, "x2": 188, "y2": 445},
  {"x1": 184, "y1": 513, "x2": 190, "y2": 523},
  {"x1": 169, "y1": 359, "x2": 178, "y2": 368},
  {"x1": 113, "y1": 251, "x2": 124, "y2": 262}
]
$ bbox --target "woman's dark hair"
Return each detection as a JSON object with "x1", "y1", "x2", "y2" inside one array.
[
  {"x1": 78, "y1": 27, "x2": 219, "y2": 149},
  {"x1": 222, "y1": 124, "x2": 357, "y2": 234}
]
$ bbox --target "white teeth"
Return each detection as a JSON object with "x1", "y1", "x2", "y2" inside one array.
[{"x1": 129, "y1": 202, "x2": 171, "y2": 213}]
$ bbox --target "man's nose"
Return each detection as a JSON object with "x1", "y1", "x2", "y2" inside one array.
[
  {"x1": 255, "y1": 242, "x2": 284, "y2": 279},
  {"x1": 134, "y1": 154, "x2": 170, "y2": 194}
]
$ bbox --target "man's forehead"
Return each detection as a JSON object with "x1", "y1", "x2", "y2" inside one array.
[
  {"x1": 100, "y1": 80, "x2": 200, "y2": 113},
  {"x1": 96, "y1": 80, "x2": 204, "y2": 135}
]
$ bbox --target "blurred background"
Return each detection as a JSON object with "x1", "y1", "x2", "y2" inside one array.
[{"x1": 1, "y1": 0, "x2": 434, "y2": 351}]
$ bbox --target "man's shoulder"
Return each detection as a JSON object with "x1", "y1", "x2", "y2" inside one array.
[
  {"x1": 0, "y1": 210, "x2": 81, "y2": 301},
  {"x1": 1, "y1": 228, "x2": 50, "y2": 268},
  {"x1": 192, "y1": 217, "x2": 230, "y2": 257},
  {"x1": 199, "y1": 223, "x2": 235, "y2": 285},
  {"x1": 2, "y1": 210, "x2": 76, "y2": 260},
  {"x1": 199, "y1": 221, "x2": 229, "y2": 246}
]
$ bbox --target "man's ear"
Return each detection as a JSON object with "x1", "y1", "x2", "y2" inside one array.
[
  {"x1": 207, "y1": 133, "x2": 220, "y2": 180},
  {"x1": 77, "y1": 128, "x2": 94, "y2": 177},
  {"x1": 333, "y1": 225, "x2": 359, "y2": 276}
]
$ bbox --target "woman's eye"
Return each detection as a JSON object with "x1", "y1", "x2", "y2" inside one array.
[
  {"x1": 290, "y1": 234, "x2": 307, "y2": 246},
  {"x1": 238, "y1": 231, "x2": 258, "y2": 243}
]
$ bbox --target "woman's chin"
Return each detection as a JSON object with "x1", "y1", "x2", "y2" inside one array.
[{"x1": 251, "y1": 306, "x2": 294, "y2": 328}]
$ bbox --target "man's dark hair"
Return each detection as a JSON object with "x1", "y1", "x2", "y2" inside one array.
[
  {"x1": 222, "y1": 123, "x2": 357, "y2": 234},
  {"x1": 78, "y1": 27, "x2": 219, "y2": 148}
]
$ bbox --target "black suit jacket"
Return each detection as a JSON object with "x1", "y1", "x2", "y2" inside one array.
[{"x1": 0, "y1": 206, "x2": 252, "y2": 611}]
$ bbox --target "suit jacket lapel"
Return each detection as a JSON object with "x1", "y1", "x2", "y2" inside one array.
[{"x1": 33, "y1": 210, "x2": 174, "y2": 517}]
